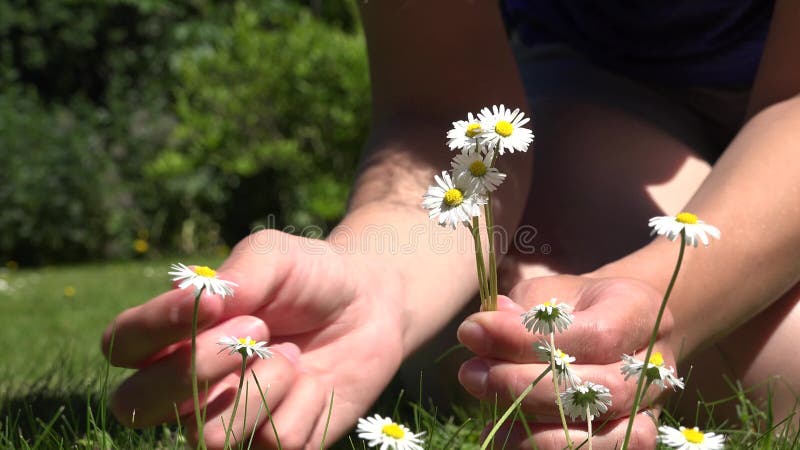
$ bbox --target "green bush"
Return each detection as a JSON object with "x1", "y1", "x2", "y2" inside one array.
[
  {"x1": 164, "y1": 1, "x2": 370, "y2": 238},
  {"x1": 0, "y1": 0, "x2": 369, "y2": 264}
]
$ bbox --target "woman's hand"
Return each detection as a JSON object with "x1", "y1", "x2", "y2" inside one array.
[
  {"x1": 458, "y1": 275, "x2": 677, "y2": 449},
  {"x1": 102, "y1": 229, "x2": 407, "y2": 449}
]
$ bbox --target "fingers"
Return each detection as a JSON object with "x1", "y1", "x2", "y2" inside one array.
[
  {"x1": 459, "y1": 309, "x2": 659, "y2": 365},
  {"x1": 461, "y1": 279, "x2": 671, "y2": 364},
  {"x1": 486, "y1": 410, "x2": 659, "y2": 450},
  {"x1": 102, "y1": 230, "x2": 354, "y2": 368},
  {"x1": 110, "y1": 315, "x2": 273, "y2": 427},
  {"x1": 103, "y1": 287, "x2": 230, "y2": 367},
  {"x1": 197, "y1": 344, "x2": 300, "y2": 449},
  {"x1": 253, "y1": 374, "x2": 327, "y2": 450},
  {"x1": 458, "y1": 355, "x2": 670, "y2": 419}
]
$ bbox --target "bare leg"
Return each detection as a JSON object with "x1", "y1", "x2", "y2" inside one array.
[{"x1": 505, "y1": 90, "x2": 800, "y2": 427}]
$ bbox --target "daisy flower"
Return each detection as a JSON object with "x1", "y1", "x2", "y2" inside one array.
[
  {"x1": 536, "y1": 341, "x2": 581, "y2": 387},
  {"x1": 477, "y1": 104, "x2": 534, "y2": 155},
  {"x1": 658, "y1": 425, "x2": 725, "y2": 450},
  {"x1": 422, "y1": 170, "x2": 485, "y2": 229},
  {"x1": 446, "y1": 112, "x2": 485, "y2": 154},
  {"x1": 648, "y1": 212, "x2": 720, "y2": 247},
  {"x1": 451, "y1": 150, "x2": 506, "y2": 193},
  {"x1": 620, "y1": 352, "x2": 684, "y2": 390},
  {"x1": 169, "y1": 263, "x2": 237, "y2": 298},
  {"x1": 217, "y1": 336, "x2": 273, "y2": 359},
  {"x1": 521, "y1": 298, "x2": 574, "y2": 335},
  {"x1": 559, "y1": 382, "x2": 612, "y2": 421},
  {"x1": 356, "y1": 414, "x2": 425, "y2": 450}
]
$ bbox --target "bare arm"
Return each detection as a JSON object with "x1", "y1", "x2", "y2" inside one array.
[
  {"x1": 336, "y1": 1, "x2": 533, "y2": 353},
  {"x1": 594, "y1": 0, "x2": 800, "y2": 359}
]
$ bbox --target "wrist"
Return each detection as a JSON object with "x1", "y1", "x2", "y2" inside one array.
[{"x1": 328, "y1": 203, "x2": 477, "y2": 356}]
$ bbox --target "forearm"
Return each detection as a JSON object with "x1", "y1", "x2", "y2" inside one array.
[
  {"x1": 331, "y1": 122, "x2": 531, "y2": 355},
  {"x1": 326, "y1": 0, "x2": 534, "y2": 355},
  {"x1": 592, "y1": 95, "x2": 800, "y2": 360}
]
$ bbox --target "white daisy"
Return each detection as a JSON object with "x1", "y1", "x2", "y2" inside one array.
[
  {"x1": 169, "y1": 263, "x2": 237, "y2": 298},
  {"x1": 421, "y1": 170, "x2": 485, "y2": 229},
  {"x1": 451, "y1": 150, "x2": 506, "y2": 193},
  {"x1": 446, "y1": 112, "x2": 485, "y2": 154},
  {"x1": 217, "y1": 336, "x2": 273, "y2": 359},
  {"x1": 521, "y1": 298, "x2": 574, "y2": 335},
  {"x1": 356, "y1": 414, "x2": 425, "y2": 450},
  {"x1": 658, "y1": 425, "x2": 725, "y2": 450},
  {"x1": 620, "y1": 352, "x2": 684, "y2": 390},
  {"x1": 648, "y1": 212, "x2": 720, "y2": 247},
  {"x1": 536, "y1": 341, "x2": 581, "y2": 387},
  {"x1": 477, "y1": 104, "x2": 534, "y2": 155},
  {"x1": 559, "y1": 382, "x2": 612, "y2": 421}
]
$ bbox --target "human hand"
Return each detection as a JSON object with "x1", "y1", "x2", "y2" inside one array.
[
  {"x1": 101, "y1": 229, "x2": 407, "y2": 449},
  {"x1": 457, "y1": 275, "x2": 677, "y2": 449}
]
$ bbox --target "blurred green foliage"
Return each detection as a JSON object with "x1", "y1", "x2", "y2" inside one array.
[{"x1": 0, "y1": 0, "x2": 369, "y2": 265}]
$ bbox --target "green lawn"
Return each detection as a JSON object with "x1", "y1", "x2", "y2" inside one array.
[
  {"x1": 0, "y1": 255, "x2": 221, "y2": 390},
  {"x1": 0, "y1": 257, "x2": 796, "y2": 449}
]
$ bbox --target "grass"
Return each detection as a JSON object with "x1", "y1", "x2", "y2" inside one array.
[{"x1": 0, "y1": 256, "x2": 797, "y2": 449}]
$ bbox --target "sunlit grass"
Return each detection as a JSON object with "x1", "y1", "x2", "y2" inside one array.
[{"x1": 0, "y1": 258, "x2": 797, "y2": 448}]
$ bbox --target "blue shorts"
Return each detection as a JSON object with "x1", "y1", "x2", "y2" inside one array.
[{"x1": 512, "y1": 41, "x2": 750, "y2": 162}]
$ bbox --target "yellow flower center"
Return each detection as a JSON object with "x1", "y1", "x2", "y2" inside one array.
[
  {"x1": 469, "y1": 160, "x2": 488, "y2": 177},
  {"x1": 649, "y1": 352, "x2": 664, "y2": 366},
  {"x1": 443, "y1": 188, "x2": 464, "y2": 206},
  {"x1": 238, "y1": 337, "x2": 255, "y2": 346},
  {"x1": 465, "y1": 123, "x2": 482, "y2": 138},
  {"x1": 381, "y1": 423, "x2": 405, "y2": 439},
  {"x1": 192, "y1": 265, "x2": 217, "y2": 278},
  {"x1": 675, "y1": 212, "x2": 698, "y2": 224},
  {"x1": 543, "y1": 301, "x2": 552, "y2": 307},
  {"x1": 495, "y1": 120, "x2": 513, "y2": 137},
  {"x1": 681, "y1": 427, "x2": 705, "y2": 444}
]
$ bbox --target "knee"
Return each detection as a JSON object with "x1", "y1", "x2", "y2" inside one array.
[{"x1": 747, "y1": 93, "x2": 800, "y2": 128}]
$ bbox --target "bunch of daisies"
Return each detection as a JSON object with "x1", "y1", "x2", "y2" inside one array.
[{"x1": 422, "y1": 105, "x2": 533, "y2": 311}]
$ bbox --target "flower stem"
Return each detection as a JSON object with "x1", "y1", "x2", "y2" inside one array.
[
  {"x1": 223, "y1": 356, "x2": 248, "y2": 450},
  {"x1": 470, "y1": 218, "x2": 489, "y2": 308},
  {"x1": 485, "y1": 195, "x2": 498, "y2": 311},
  {"x1": 621, "y1": 230, "x2": 686, "y2": 450},
  {"x1": 551, "y1": 332, "x2": 573, "y2": 449},
  {"x1": 191, "y1": 287, "x2": 207, "y2": 450},
  {"x1": 587, "y1": 411, "x2": 593, "y2": 450},
  {"x1": 480, "y1": 366, "x2": 552, "y2": 450}
]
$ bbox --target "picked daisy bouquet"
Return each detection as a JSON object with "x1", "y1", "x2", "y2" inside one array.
[{"x1": 422, "y1": 105, "x2": 533, "y2": 311}]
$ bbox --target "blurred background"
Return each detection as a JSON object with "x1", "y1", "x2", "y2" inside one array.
[
  {"x1": 0, "y1": 1, "x2": 381, "y2": 444},
  {"x1": 0, "y1": 0, "x2": 369, "y2": 267}
]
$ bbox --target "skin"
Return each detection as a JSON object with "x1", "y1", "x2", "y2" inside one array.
[{"x1": 102, "y1": 1, "x2": 800, "y2": 449}]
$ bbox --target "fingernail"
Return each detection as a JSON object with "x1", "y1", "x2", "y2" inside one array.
[
  {"x1": 457, "y1": 320, "x2": 489, "y2": 354},
  {"x1": 459, "y1": 359, "x2": 489, "y2": 396}
]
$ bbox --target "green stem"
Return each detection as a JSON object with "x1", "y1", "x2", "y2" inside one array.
[
  {"x1": 470, "y1": 218, "x2": 489, "y2": 308},
  {"x1": 621, "y1": 230, "x2": 686, "y2": 450},
  {"x1": 223, "y1": 356, "x2": 248, "y2": 450},
  {"x1": 485, "y1": 195, "x2": 498, "y2": 311},
  {"x1": 551, "y1": 332, "x2": 573, "y2": 449},
  {"x1": 191, "y1": 287, "x2": 207, "y2": 450},
  {"x1": 480, "y1": 366, "x2": 552, "y2": 450}
]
